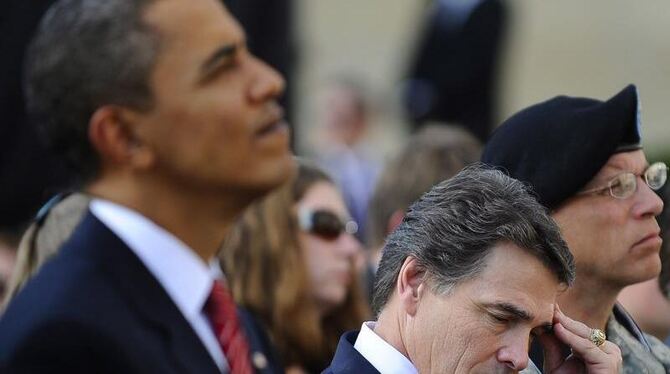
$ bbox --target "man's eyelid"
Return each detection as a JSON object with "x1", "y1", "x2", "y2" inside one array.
[
  {"x1": 490, "y1": 313, "x2": 508, "y2": 322},
  {"x1": 530, "y1": 324, "x2": 552, "y2": 337},
  {"x1": 602, "y1": 171, "x2": 634, "y2": 185},
  {"x1": 609, "y1": 174, "x2": 626, "y2": 185},
  {"x1": 489, "y1": 310, "x2": 523, "y2": 324},
  {"x1": 199, "y1": 43, "x2": 248, "y2": 82}
]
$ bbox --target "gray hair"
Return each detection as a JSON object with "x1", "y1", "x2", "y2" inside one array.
[
  {"x1": 24, "y1": 0, "x2": 161, "y2": 183},
  {"x1": 371, "y1": 164, "x2": 575, "y2": 315}
]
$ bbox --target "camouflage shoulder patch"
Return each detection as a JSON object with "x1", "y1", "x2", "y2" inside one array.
[{"x1": 607, "y1": 314, "x2": 670, "y2": 374}]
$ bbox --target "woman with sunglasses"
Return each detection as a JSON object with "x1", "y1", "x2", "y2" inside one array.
[{"x1": 220, "y1": 161, "x2": 369, "y2": 374}]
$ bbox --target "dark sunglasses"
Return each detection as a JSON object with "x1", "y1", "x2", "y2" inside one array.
[{"x1": 297, "y1": 207, "x2": 358, "y2": 240}]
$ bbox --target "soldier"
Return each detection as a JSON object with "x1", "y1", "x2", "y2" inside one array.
[{"x1": 483, "y1": 84, "x2": 670, "y2": 372}]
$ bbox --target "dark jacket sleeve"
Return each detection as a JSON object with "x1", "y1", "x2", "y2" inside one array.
[{"x1": 1, "y1": 320, "x2": 132, "y2": 374}]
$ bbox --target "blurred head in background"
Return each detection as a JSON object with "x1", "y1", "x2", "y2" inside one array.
[
  {"x1": 318, "y1": 77, "x2": 371, "y2": 148},
  {"x1": 367, "y1": 125, "x2": 482, "y2": 269}
]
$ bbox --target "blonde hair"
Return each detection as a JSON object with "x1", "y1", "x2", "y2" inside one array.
[{"x1": 220, "y1": 162, "x2": 369, "y2": 371}]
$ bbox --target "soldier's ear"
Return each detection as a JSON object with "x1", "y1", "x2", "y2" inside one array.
[
  {"x1": 397, "y1": 257, "x2": 426, "y2": 317},
  {"x1": 88, "y1": 106, "x2": 155, "y2": 170}
]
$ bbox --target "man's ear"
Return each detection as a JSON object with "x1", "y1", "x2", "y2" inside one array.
[
  {"x1": 397, "y1": 256, "x2": 426, "y2": 317},
  {"x1": 88, "y1": 106, "x2": 154, "y2": 170}
]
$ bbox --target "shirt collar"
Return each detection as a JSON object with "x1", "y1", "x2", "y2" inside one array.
[
  {"x1": 354, "y1": 321, "x2": 418, "y2": 374},
  {"x1": 90, "y1": 199, "x2": 220, "y2": 318}
]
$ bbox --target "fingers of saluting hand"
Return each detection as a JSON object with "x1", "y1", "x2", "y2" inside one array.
[
  {"x1": 552, "y1": 322, "x2": 600, "y2": 359},
  {"x1": 552, "y1": 306, "x2": 622, "y2": 373},
  {"x1": 554, "y1": 306, "x2": 592, "y2": 340}
]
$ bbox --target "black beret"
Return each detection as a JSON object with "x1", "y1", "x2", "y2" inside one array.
[{"x1": 482, "y1": 84, "x2": 641, "y2": 209}]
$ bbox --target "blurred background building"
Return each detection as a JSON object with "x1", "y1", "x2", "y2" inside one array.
[{"x1": 295, "y1": 0, "x2": 670, "y2": 163}]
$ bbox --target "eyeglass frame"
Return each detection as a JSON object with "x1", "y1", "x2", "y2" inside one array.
[{"x1": 578, "y1": 161, "x2": 668, "y2": 199}]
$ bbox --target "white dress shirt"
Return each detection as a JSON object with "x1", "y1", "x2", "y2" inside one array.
[
  {"x1": 90, "y1": 199, "x2": 228, "y2": 373},
  {"x1": 353, "y1": 321, "x2": 418, "y2": 374}
]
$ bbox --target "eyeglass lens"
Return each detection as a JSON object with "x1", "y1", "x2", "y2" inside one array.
[
  {"x1": 645, "y1": 162, "x2": 668, "y2": 190},
  {"x1": 610, "y1": 162, "x2": 668, "y2": 198},
  {"x1": 610, "y1": 173, "x2": 636, "y2": 198}
]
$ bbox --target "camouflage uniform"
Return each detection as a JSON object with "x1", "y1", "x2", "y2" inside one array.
[{"x1": 607, "y1": 312, "x2": 670, "y2": 374}]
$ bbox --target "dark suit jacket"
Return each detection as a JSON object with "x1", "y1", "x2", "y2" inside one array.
[
  {"x1": 0, "y1": 212, "x2": 284, "y2": 374},
  {"x1": 404, "y1": 0, "x2": 507, "y2": 143},
  {"x1": 322, "y1": 331, "x2": 379, "y2": 374}
]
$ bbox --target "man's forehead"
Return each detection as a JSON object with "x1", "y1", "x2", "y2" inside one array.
[
  {"x1": 591, "y1": 149, "x2": 648, "y2": 181},
  {"x1": 466, "y1": 244, "x2": 559, "y2": 323}
]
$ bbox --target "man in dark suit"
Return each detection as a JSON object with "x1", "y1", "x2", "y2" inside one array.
[
  {"x1": 0, "y1": 0, "x2": 294, "y2": 372},
  {"x1": 324, "y1": 166, "x2": 623, "y2": 373},
  {"x1": 403, "y1": 0, "x2": 507, "y2": 143}
]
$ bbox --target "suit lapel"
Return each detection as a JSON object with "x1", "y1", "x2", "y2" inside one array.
[
  {"x1": 329, "y1": 331, "x2": 380, "y2": 374},
  {"x1": 67, "y1": 212, "x2": 220, "y2": 374},
  {"x1": 238, "y1": 307, "x2": 285, "y2": 374}
]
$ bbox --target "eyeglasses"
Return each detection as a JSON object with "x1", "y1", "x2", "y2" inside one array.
[
  {"x1": 579, "y1": 161, "x2": 668, "y2": 199},
  {"x1": 297, "y1": 207, "x2": 358, "y2": 240}
]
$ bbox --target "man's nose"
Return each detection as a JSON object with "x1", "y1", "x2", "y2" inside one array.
[
  {"x1": 497, "y1": 342, "x2": 530, "y2": 371},
  {"x1": 632, "y1": 176, "x2": 664, "y2": 218},
  {"x1": 248, "y1": 55, "x2": 285, "y2": 103}
]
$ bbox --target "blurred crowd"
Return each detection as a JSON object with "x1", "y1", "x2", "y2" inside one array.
[{"x1": 0, "y1": 0, "x2": 669, "y2": 373}]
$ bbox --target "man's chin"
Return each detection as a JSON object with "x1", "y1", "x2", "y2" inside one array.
[
  {"x1": 629, "y1": 255, "x2": 662, "y2": 284},
  {"x1": 264, "y1": 157, "x2": 297, "y2": 189}
]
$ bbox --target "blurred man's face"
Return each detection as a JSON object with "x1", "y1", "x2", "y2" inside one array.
[
  {"x1": 320, "y1": 85, "x2": 366, "y2": 147},
  {"x1": 408, "y1": 243, "x2": 559, "y2": 373},
  {"x1": 553, "y1": 150, "x2": 664, "y2": 288},
  {"x1": 134, "y1": 0, "x2": 294, "y2": 197}
]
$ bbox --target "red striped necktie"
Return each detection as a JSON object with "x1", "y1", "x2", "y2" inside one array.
[{"x1": 204, "y1": 280, "x2": 254, "y2": 374}]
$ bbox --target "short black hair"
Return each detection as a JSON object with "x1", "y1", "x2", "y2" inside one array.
[{"x1": 24, "y1": 0, "x2": 162, "y2": 183}]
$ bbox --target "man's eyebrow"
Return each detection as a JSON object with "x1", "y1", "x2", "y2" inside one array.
[
  {"x1": 200, "y1": 43, "x2": 240, "y2": 76},
  {"x1": 485, "y1": 302, "x2": 534, "y2": 321},
  {"x1": 602, "y1": 161, "x2": 649, "y2": 176}
]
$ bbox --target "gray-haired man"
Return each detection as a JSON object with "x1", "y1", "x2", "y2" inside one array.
[{"x1": 324, "y1": 166, "x2": 622, "y2": 373}]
